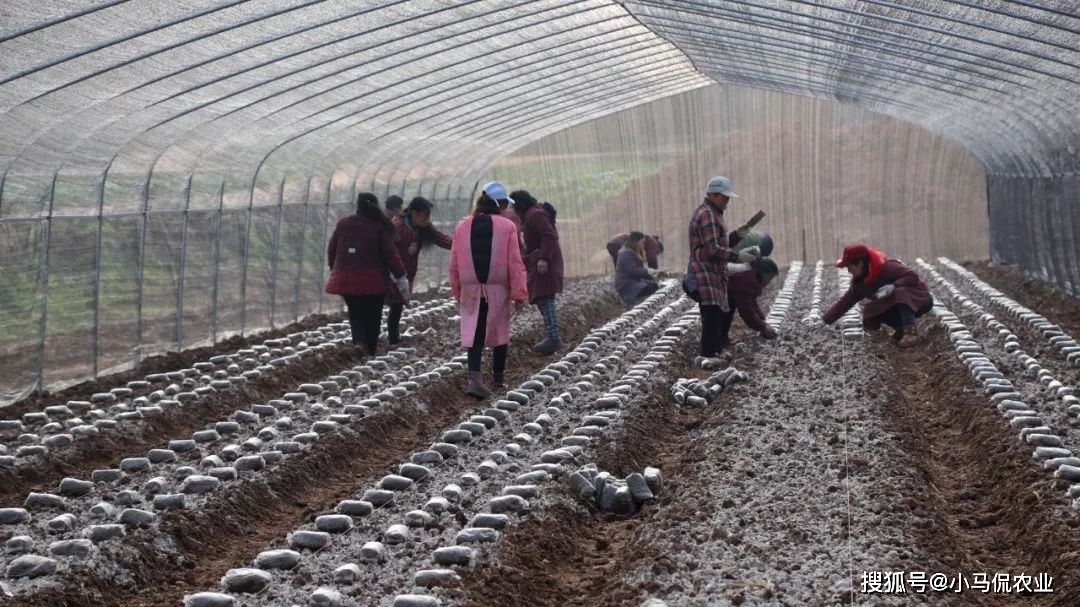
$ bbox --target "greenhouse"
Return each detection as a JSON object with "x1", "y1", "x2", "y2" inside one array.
[{"x1": 1, "y1": 1, "x2": 1079, "y2": 606}]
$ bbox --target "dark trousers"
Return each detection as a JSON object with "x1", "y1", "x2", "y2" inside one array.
[
  {"x1": 388, "y1": 303, "x2": 404, "y2": 344},
  {"x1": 343, "y1": 294, "x2": 384, "y2": 355},
  {"x1": 869, "y1": 297, "x2": 934, "y2": 331},
  {"x1": 637, "y1": 281, "x2": 661, "y2": 303},
  {"x1": 468, "y1": 299, "x2": 508, "y2": 373},
  {"x1": 699, "y1": 304, "x2": 733, "y2": 358}
]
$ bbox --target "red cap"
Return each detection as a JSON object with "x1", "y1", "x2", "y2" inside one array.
[{"x1": 835, "y1": 243, "x2": 869, "y2": 268}]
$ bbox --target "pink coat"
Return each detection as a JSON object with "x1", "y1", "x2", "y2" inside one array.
[{"x1": 449, "y1": 213, "x2": 528, "y2": 348}]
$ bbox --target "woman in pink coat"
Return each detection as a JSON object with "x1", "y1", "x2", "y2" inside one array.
[{"x1": 449, "y1": 182, "x2": 528, "y2": 399}]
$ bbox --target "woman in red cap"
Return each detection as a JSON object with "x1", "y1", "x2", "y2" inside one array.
[{"x1": 823, "y1": 243, "x2": 933, "y2": 346}]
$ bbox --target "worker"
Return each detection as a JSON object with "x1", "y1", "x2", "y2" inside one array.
[
  {"x1": 719, "y1": 257, "x2": 780, "y2": 348},
  {"x1": 386, "y1": 196, "x2": 453, "y2": 346},
  {"x1": 613, "y1": 232, "x2": 661, "y2": 308},
  {"x1": 686, "y1": 176, "x2": 760, "y2": 370},
  {"x1": 510, "y1": 189, "x2": 565, "y2": 354},
  {"x1": 823, "y1": 243, "x2": 933, "y2": 346},
  {"x1": 448, "y1": 182, "x2": 528, "y2": 399},
  {"x1": 384, "y1": 195, "x2": 404, "y2": 220},
  {"x1": 731, "y1": 231, "x2": 774, "y2": 257},
  {"x1": 325, "y1": 192, "x2": 408, "y2": 356},
  {"x1": 607, "y1": 233, "x2": 664, "y2": 269}
]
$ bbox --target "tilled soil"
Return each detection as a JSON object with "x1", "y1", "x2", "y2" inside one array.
[
  {"x1": 884, "y1": 324, "x2": 1080, "y2": 607},
  {"x1": 5, "y1": 268, "x2": 1080, "y2": 607},
  {"x1": 442, "y1": 266, "x2": 1080, "y2": 606},
  {"x1": 2, "y1": 312, "x2": 348, "y2": 421},
  {"x1": 5, "y1": 283, "x2": 626, "y2": 607},
  {"x1": 449, "y1": 338, "x2": 714, "y2": 607},
  {"x1": 964, "y1": 261, "x2": 1080, "y2": 339}
]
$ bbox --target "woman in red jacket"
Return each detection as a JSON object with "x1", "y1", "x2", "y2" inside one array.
[
  {"x1": 386, "y1": 196, "x2": 453, "y2": 345},
  {"x1": 510, "y1": 189, "x2": 565, "y2": 354},
  {"x1": 823, "y1": 243, "x2": 933, "y2": 346},
  {"x1": 325, "y1": 192, "x2": 408, "y2": 356}
]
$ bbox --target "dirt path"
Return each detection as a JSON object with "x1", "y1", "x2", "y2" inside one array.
[
  {"x1": 445, "y1": 281, "x2": 783, "y2": 607},
  {"x1": 450, "y1": 337, "x2": 716, "y2": 607},
  {"x1": 883, "y1": 323, "x2": 1080, "y2": 607}
]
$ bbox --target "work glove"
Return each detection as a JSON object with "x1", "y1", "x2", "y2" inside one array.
[
  {"x1": 760, "y1": 325, "x2": 778, "y2": 339},
  {"x1": 874, "y1": 284, "x2": 895, "y2": 300},
  {"x1": 537, "y1": 259, "x2": 549, "y2": 275},
  {"x1": 736, "y1": 246, "x2": 760, "y2": 263},
  {"x1": 394, "y1": 275, "x2": 412, "y2": 303}
]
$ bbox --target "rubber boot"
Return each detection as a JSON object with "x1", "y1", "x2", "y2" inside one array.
[
  {"x1": 534, "y1": 336, "x2": 562, "y2": 354},
  {"x1": 491, "y1": 372, "x2": 506, "y2": 391},
  {"x1": 466, "y1": 371, "x2": 491, "y2": 400}
]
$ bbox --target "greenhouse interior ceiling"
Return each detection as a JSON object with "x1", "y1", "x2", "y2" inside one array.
[{"x1": 1, "y1": 0, "x2": 1078, "y2": 404}]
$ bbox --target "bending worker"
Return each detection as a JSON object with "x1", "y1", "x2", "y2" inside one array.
[{"x1": 823, "y1": 243, "x2": 933, "y2": 347}]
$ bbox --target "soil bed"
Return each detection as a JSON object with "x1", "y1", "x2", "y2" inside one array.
[
  {"x1": 8, "y1": 285, "x2": 625, "y2": 607},
  {"x1": 882, "y1": 323, "x2": 1080, "y2": 607},
  {"x1": 964, "y1": 261, "x2": 1080, "y2": 339}
]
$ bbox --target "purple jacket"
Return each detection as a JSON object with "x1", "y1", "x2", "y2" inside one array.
[
  {"x1": 385, "y1": 215, "x2": 453, "y2": 305},
  {"x1": 609, "y1": 234, "x2": 662, "y2": 269},
  {"x1": 727, "y1": 269, "x2": 767, "y2": 332},
  {"x1": 614, "y1": 248, "x2": 654, "y2": 307},
  {"x1": 325, "y1": 214, "x2": 406, "y2": 296},
  {"x1": 521, "y1": 204, "x2": 564, "y2": 302}
]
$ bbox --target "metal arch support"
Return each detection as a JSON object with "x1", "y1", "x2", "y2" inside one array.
[
  {"x1": 176, "y1": 173, "x2": 193, "y2": 350},
  {"x1": 744, "y1": 0, "x2": 1080, "y2": 72},
  {"x1": 630, "y1": 0, "x2": 1080, "y2": 85},
  {"x1": 126, "y1": 2, "x2": 403, "y2": 97},
  {"x1": 655, "y1": 23, "x2": 1000, "y2": 102},
  {"x1": 145, "y1": 0, "x2": 521, "y2": 129},
  {"x1": 856, "y1": 0, "x2": 1080, "y2": 51},
  {"x1": 1, "y1": 0, "x2": 251, "y2": 87},
  {"x1": 304, "y1": 24, "x2": 657, "y2": 179},
  {"x1": 0, "y1": 0, "x2": 129, "y2": 44},
  {"x1": 631, "y1": 0, "x2": 1034, "y2": 88},
  {"x1": 244, "y1": 35, "x2": 678, "y2": 209}
]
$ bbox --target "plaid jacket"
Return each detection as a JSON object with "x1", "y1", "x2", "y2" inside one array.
[{"x1": 687, "y1": 199, "x2": 738, "y2": 308}]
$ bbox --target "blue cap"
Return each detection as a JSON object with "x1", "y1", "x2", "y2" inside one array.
[{"x1": 481, "y1": 181, "x2": 515, "y2": 205}]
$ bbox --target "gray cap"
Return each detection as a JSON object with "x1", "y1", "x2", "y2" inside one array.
[{"x1": 706, "y1": 176, "x2": 738, "y2": 198}]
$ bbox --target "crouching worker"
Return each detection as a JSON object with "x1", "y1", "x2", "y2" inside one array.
[
  {"x1": 823, "y1": 243, "x2": 933, "y2": 347},
  {"x1": 614, "y1": 232, "x2": 661, "y2": 308},
  {"x1": 720, "y1": 257, "x2": 780, "y2": 347},
  {"x1": 607, "y1": 233, "x2": 664, "y2": 269}
]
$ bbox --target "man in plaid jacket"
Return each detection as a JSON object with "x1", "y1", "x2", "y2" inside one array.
[{"x1": 687, "y1": 176, "x2": 761, "y2": 369}]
